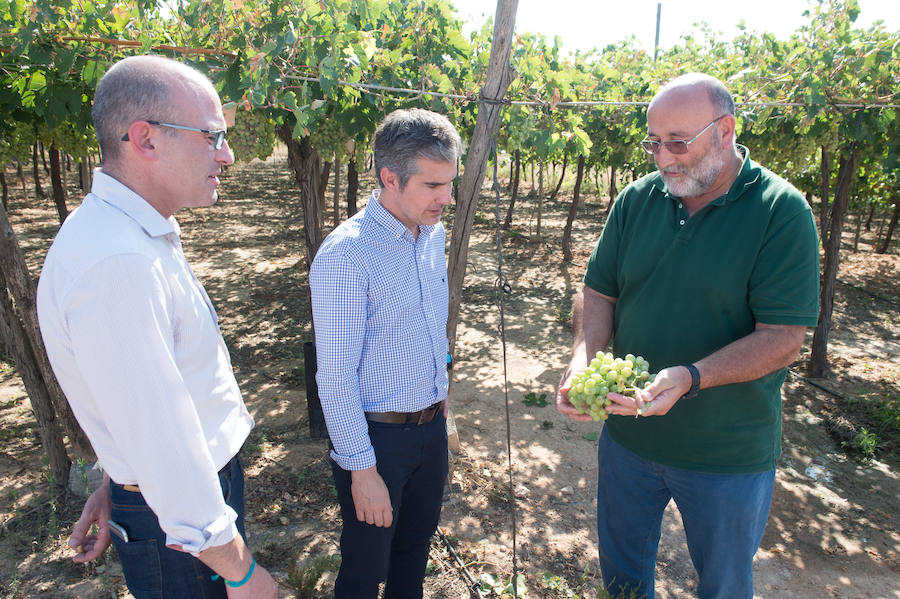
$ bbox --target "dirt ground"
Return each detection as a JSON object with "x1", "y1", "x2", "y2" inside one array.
[{"x1": 1, "y1": 151, "x2": 898, "y2": 599}]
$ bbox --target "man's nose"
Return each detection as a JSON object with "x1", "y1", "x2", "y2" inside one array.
[
  {"x1": 438, "y1": 185, "x2": 453, "y2": 205},
  {"x1": 217, "y1": 139, "x2": 235, "y2": 166}
]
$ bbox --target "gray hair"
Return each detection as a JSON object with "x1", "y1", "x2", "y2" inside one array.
[
  {"x1": 653, "y1": 73, "x2": 735, "y2": 117},
  {"x1": 373, "y1": 108, "x2": 462, "y2": 188},
  {"x1": 92, "y1": 55, "x2": 215, "y2": 164}
]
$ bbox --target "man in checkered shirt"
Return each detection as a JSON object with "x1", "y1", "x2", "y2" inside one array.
[{"x1": 309, "y1": 108, "x2": 461, "y2": 599}]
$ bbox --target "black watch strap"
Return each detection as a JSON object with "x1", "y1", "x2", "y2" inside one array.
[{"x1": 681, "y1": 363, "x2": 701, "y2": 400}]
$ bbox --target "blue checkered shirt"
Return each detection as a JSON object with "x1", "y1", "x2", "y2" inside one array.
[{"x1": 309, "y1": 190, "x2": 450, "y2": 470}]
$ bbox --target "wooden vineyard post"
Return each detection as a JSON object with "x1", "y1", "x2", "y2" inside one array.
[
  {"x1": 446, "y1": 0, "x2": 519, "y2": 354},
  {"x1": 0, "y1": 202, "x2": 96, "y2": 472}
]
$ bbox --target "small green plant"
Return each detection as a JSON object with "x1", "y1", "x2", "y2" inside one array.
[
  {"x1": 554, "y1": 297, "x2": 574, "y2": 325},
  {"x1": 845, "y1": 428, "x2": 878, "y2": 459},
  {"x1": 474, "y1": 211, "x2": 492, "y2": 226},
  {"x1": 76, "y1": 457, "x2": 91, "y2": 497},
  {"x1": 583, "y1": 431, "x2": 599, "y2": 442},
  {"x1": 425, "y1": 559, "x2": 439, "y2": 575},
  {"x1": 243, "y1": 431, "x2": 269, "y2": 455},
  {"x1": 487, "y1": 480, "x2": 513, "y2": 504},
  {"x1": 597, "y1": 583, "x2": 645, "y2": 599},
  {"x1": 287, "y1": 553, "x2": 341, "y2": 598},
  {"x1": 43, "y1": 457, "x2": 59, "y2": 540},
  {"x1": 542, "y1": 572, "x2": 579, "y2": 597},
  {"x1": 479, "y1": 572, "x2": 528, "y2": 598},
  {"x1": 523, "y1": 392, "x2": 548, "y2": 407},
  {"x1": 867, "y1": 395, "x2": 900, "y2": 437}
]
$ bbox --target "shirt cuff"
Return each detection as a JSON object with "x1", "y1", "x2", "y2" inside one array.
[
  {"x1": 163, "y1": 506, "x2": 239, "y2": 556},
  {"x1": 330, "y1": 446, "x2": 376, "y2": 471}
]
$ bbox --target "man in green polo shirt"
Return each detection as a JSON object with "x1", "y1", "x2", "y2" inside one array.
[{"x1": 556, "y1": 73, "x2": 819, "y2": 599}]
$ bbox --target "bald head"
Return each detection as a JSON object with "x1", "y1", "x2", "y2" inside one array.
[
  {"x1": 649, "y1": 73, "x2": 735, "y2": 119},
  {"x1": 92, "y1": 55, "x2": 217, "y2": 165}
]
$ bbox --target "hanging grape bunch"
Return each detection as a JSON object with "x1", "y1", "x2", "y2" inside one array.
[
  {"x1": 42, "y1": 122, "x2": 97, "y2": 158},
  {"x1": 308, "y1": 117, "x2": 347, "y2": 163},
  {"x1": 228, "y1": 108, "x2": 276, "y2": 163},
  {"x1": 567, "y1": 352, "x2": 655, "y2": 421}
]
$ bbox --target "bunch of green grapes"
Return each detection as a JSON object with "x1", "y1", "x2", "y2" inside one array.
[
  {"x1": 567, "y1": 352, "x2": 655, "y2": 421},
  {"x1": 0, "y1": 121, "x2": 35, "y2": 165},
  {"x1": 308, "y1": 118, "x2": 347, "y2": 162},
  {"x1": 228, "y1": 109, "x2": 276, "y2": 163},
  {"x1": 44, "y1": 122, "x2": 96, "y2": 157}
]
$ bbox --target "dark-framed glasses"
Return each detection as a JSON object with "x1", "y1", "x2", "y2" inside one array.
[
  {"x1": 121, "y1": 120, "x2": 227, "y2": 150},
  {"x1": 640, "y1": 115, "x2": 726, "y2": 155}
]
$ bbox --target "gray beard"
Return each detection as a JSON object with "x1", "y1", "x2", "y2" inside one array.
[{"x1": 660, "y1": 147, "x2": 724, "y2": 198}]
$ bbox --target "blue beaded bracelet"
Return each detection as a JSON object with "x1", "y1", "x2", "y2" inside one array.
[{"x1": 211, "y1": 556, "x2": 256, "y2": 588}]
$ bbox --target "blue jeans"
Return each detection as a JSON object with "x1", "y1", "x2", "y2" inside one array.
[
  {"x1": 108, "y1": 456, "x2": 245, "y2": 599},
  {"x1": 596, "y1": 428, "x2": 774, "y2": 599},
  {"x1": 331, "y1": 413, "x2": 448, "y2": 599}
]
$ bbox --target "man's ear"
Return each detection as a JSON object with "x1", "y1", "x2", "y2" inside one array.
[
  {"x1": 123, "y1": 121, "x2": 160, "y2": 160},
  {"x1": 719, "y1": 115, "x2": 737, "y2": 147},
  {"x1": 380, "y1": 166, "x2": 400, "y2": 192}
]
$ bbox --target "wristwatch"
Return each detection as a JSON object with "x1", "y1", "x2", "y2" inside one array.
[{"x1": 680, "y1": 363, "x2": 701, "y2": 400}]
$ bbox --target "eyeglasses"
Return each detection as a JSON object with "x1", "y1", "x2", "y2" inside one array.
[
  {"x1": 640, "y1": 115, "x2": 726, "y2": 155},
  {"x1": 121, "y1": 120, "x2": 227, "y2": 150}
]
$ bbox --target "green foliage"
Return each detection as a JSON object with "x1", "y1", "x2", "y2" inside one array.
[
  {"x1": 845, "y1": 428, "x2": 878, "y2": 460},
  {"x1": 479, "y1": 572, "x2": 528, "y2": 598},
  {"x1": 542, "y1": 572, "x2": 580, "y2": 597},
  {"x1": 866, "y1": 395, "x2": 900, "y2": 438},
  {"x1": 522, "y1": 392, "x2": 548, "y2": 407},
  {"x1": 0, "y1": 0, "x2": 897, "y2": 218},
  {"x1": 287, "y1": 553, "x2": 341, "y2": 597}
]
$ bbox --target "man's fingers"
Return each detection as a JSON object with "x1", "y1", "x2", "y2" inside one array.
[
  {"x1": 71, "y1": 537, "x2": 104, "y2": 562},
  {"x1": 557, "y1": 388, "x2": 595, "y2": 422},
  {"x1": 68, "y1": 515, "x2": 92, "y2": 548}
]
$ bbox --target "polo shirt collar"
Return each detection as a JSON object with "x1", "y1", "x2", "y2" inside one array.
[
  {"x1": 653, "y1": 144, "x2": 759, "y2": 206},
  {"x1": 717, "y1": 145, "x2": 759, "y2": 206},
  {"x1": 90, "y1": 169, "x2": 179, "y2": 238},
  {"x1": 365, "y1": 189, "x2": 435, "y2": 240}
]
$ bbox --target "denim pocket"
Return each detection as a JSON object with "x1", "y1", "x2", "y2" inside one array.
[{"x1": 110, "y1": 536, "x2": 163, "y2": 599}]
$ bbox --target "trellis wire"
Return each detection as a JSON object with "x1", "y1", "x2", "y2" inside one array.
[{"x1": 283, "y1": 74, "x2": 900, "y2": 109}]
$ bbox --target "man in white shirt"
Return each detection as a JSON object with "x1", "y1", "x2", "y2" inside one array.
[{"x1": 36, "y1": 55, "x2": 277, "y2": 598}]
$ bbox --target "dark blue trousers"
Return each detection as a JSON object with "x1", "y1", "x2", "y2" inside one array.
[
  {"x1": 108, "y1": 456, "x2": 245, "y2": 599},
  {"x1": 331, "y1": 413, "x2": 448, "y2": 599},
  {"x1": 596, "y1": 428, "x2": 774, "y2": 599}
]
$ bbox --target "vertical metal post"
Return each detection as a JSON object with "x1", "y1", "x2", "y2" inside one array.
[{"x1": 654, "y1": 2, "x2": 662, "y2": 61}]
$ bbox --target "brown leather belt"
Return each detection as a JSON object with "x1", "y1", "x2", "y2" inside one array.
[
  {"x1": 365, "y1": 401, "x2": 444, "y2": 425},
  {"x1": 118, "y1": 455, "x2": 239, "y2": 493}
]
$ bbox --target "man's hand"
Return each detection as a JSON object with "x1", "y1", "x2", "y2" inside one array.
[
  {"x1": 68, "y1": 477, "x2": 112, "y2": 563},
  {"x1": 606, "y1": 365, "x2": 692, "y2": 417},
  {"x1": 351, "y1": 466, "x2": 393, "y2": 527},
  {"x1": 556, "y1": 366, "x2": 592, "y2": 422}
]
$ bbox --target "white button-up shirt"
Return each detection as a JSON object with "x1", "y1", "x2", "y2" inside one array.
[{"x1": 37, "y1": 170, "x2": 253, "y2": 554}]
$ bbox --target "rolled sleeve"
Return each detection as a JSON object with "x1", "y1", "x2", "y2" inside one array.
[{"x1": 309, "y1": 247, "x2": 375, "y2": 471}]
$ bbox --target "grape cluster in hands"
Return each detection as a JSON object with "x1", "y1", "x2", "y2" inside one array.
[{"x1": 567, "y1": 352, "x2": 655, "y2": 421}]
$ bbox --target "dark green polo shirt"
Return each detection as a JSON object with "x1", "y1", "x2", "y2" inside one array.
[{"x1": 584, "y1": 147, "x2": 819, "y2": 473}]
